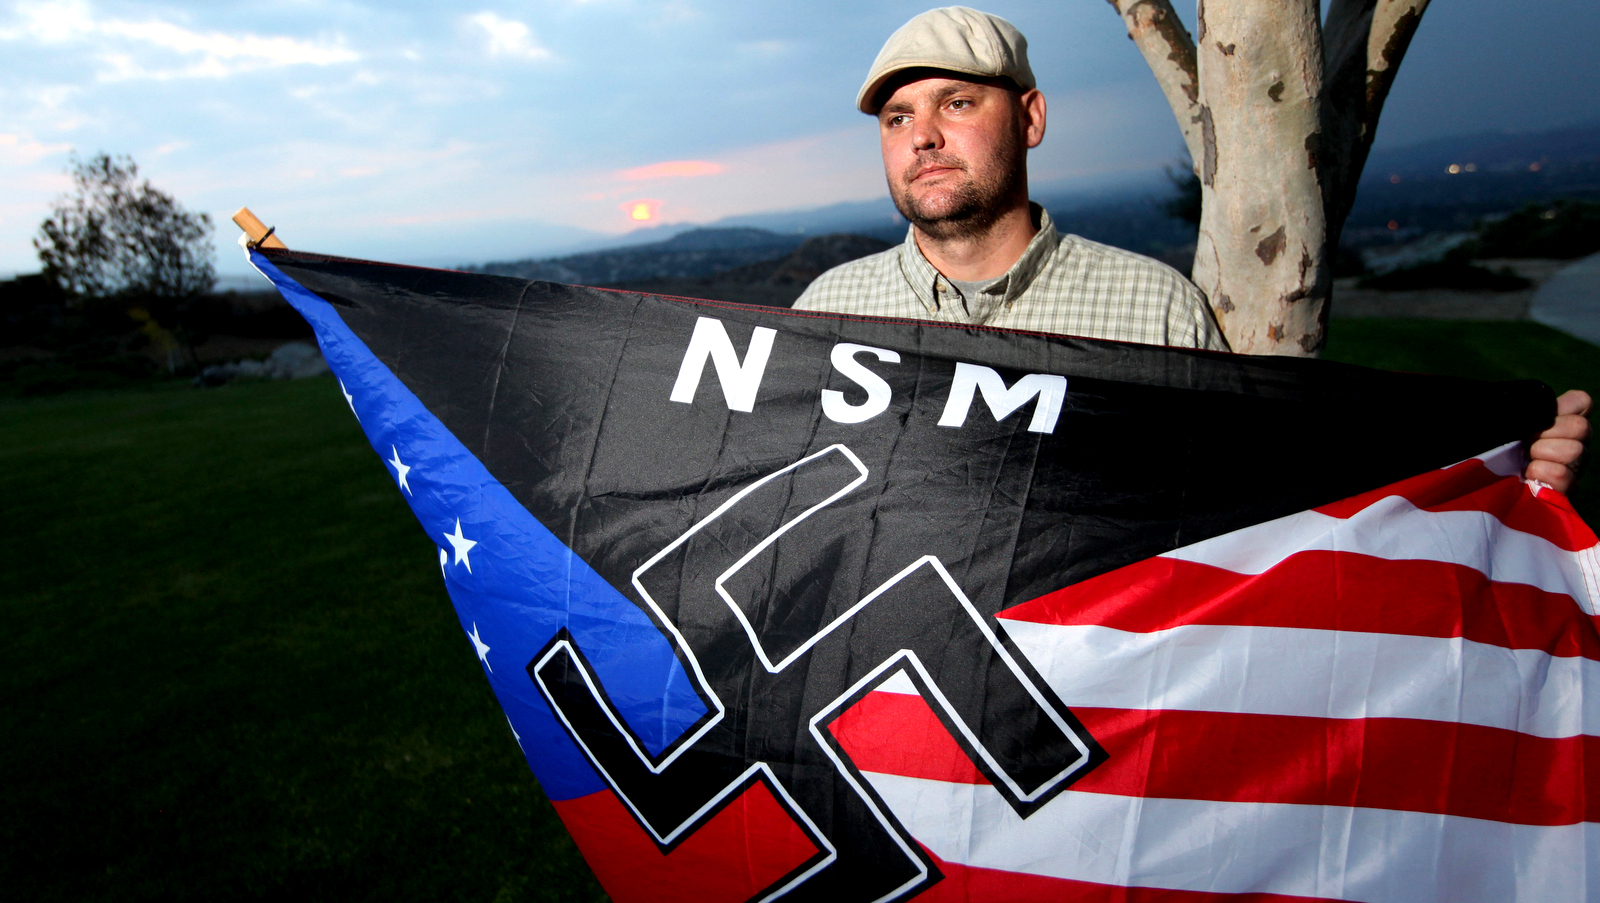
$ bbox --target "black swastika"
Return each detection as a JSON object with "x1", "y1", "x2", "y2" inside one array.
[{"x1": 530, "y1": 445, "x2": 1103, "y2": 902}]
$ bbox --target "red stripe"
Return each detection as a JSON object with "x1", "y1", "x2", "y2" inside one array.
[
  {"x1": 1316, "y1": 458, "x2": 1597, "y2": 552},
  {"x1": 551, "y1": 783, "x2": 820, "y2": 903},
  {"x1": 997, "y1": 552, "x2": 1600, "y2": 659},
  {"x1": 1426, "y1": 475, "x2": 1598, "y2": 552},
  {"x1": 1072, "y1": 707, "x2": 1598, "y2": 826},
  {"x1": 830, "y1": 685, "x2": 987, "y2": 785},
  {"x1": 917, "y1": 847, "x2": 1343, "y2": 902},
  {"x1": 831, "y1": 691, "x2": 1600, "y2": 826}
]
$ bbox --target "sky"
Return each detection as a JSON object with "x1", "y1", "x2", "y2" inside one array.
[{"x1": 2, "y1": 0, "x2": 1598, "y2": 279}]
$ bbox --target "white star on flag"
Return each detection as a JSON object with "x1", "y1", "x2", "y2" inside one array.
[
  {"x1": 468, "y1": 621, "x2": 492, "y2": 672},
  {"x1": 338, "y1": 379, "x2": 359, "y2": 421},
  {"x1": 438, "y1": 548, "x2": 448, "y2": 579},
  {"x1": 444, "y1": 519, "x2": 478, "y2": 572},
  {"x1": 388, "y1": 445, "x2": 413, "y2": 494},
  {"x1": 506, "y1": 716, "x2": 522, "y2": 750}
]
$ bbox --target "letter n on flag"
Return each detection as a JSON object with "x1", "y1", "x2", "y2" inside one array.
[{"x1": 251, "y1": 246, "x2": 1598, "y2": 902}]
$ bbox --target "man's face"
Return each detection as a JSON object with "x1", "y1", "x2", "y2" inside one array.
[{"x1": 877, "y1": 74, "x2": 1043, "y2": 240}]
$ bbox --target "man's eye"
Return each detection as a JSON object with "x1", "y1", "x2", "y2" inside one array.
[
  {"x1": 887, "y1": 114, "x2": 911, "y2": 127},
  {"x1": 949, "y1": 99, "x2": 971, "y2": 111}
]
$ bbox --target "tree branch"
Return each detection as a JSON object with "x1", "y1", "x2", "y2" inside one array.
[
  {"x1": 1363, "y1": 0, "x2": 1430, "y2": 142},
  {"x1": 1320, "y1": 0, "x2": 1429, "y2": 232},
  {"x1": 1322, "y1": 0, "x2": 1377, "y2": 88},
  {"x1": 1107, "y1": 0, "x2": 1203, "y2": 168}
]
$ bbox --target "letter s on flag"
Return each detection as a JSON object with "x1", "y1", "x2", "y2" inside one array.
[{"x1": 822, "y1": 343, "x2": 901, "y2": 425}]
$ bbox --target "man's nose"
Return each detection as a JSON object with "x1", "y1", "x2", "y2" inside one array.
[{"x1": 910, "y1": 114, "x2": 942, "y2": 151}]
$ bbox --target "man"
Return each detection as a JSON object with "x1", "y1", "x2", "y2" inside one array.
[
  {"x1": 794, "y1": 6, "x2": 1224, "y2": 349},
  {"x1": 795, "y1": 6, "x2": 1588, "y2": 492}
]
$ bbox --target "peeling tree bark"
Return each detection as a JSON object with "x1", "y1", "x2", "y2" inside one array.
[
  {"x1": 1109, "y1": 0, "x2": 1431, "y2": 356},
  {"x1": 1106, "y1": 0, "x2": 1205, "y2": 167}
]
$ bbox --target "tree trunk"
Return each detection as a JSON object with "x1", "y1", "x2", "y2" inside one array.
[
  {"x1": 1108, "y1": 0, "x2": 1430, "y2": 357},
  {"x1": 1191, "y1": 0, "x2": 1327, "y2": 354}
]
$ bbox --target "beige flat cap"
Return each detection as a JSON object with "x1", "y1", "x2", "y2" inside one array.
[{"x1": 856, "y1": 7, "x2": 1035, "y2": 114}]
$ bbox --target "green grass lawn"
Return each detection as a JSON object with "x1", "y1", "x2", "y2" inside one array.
[
  {"x1": 3, "y1": 318, "x2": 1596, "y2": 902},
  {"x1": 0, "y1": 378, "x2": 604, "y2": 902}
]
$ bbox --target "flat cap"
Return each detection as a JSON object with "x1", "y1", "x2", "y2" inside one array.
[{"x1": 856, "y1": 7, "x2": 1035, "y2": 114}]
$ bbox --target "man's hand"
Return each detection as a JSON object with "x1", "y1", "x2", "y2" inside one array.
[{"x1": 1527, "y1": 389, "x2": 1591, "y2": 494}]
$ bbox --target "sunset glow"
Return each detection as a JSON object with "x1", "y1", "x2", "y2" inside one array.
[
  {"x1": 616, "y1": 160, "x2": 725, "y2": 181},
  {"x1": 622, "y1": 199, "x2": 662, "y2": 221}
]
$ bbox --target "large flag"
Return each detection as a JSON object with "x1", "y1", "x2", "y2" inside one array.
[{"x1": 251, "y1": 246, "x2": 1597, "y2": 902}]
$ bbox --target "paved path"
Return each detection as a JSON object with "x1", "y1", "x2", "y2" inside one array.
[{"x1": 1531, "y1": 251, "x2": 1600, "y2": 345}]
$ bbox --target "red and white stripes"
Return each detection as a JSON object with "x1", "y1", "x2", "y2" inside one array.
[{"x1": 830, "y1": 443, "x2": 1600, "y2": 901}]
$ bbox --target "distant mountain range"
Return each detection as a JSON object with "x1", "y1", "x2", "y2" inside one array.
[
  {"x1": 469, "y1": 227, "x2": 806, "y2": 284},
  {"x1": 471, "y1": 181, "x2": 1197, "y2": 285},
  {"x1": 1336, "y1": 122, "x2": 1600, "y2": 247},
  {"x1": 463, "y1": 120, "x2": 1600, "y2": 284},
  {"x1": 1363, "y1": 122, "x2": 1600, "y2": 180},
  {"x1": 601, "y1": 233, "x2": 897, "y2": 309}
]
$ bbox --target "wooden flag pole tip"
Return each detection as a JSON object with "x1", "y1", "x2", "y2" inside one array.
[{"x1": 232, "y1": 207, "x2": 288, "y2": 250}]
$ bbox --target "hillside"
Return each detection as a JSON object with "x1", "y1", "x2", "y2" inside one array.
[
  {"x1": 602, "y1": 233, "x2": 894, "y2": 307},
  {"x1": 1346, "y1": 123, "x2": 1600, "y2": 245},
  {"x1": 468, "y1": 227, "x2": 803, "y2": 285}
]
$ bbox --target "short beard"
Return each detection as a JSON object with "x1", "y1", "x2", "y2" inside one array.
[{"x1": 890, "y1": 123, "x2": 1026, "y2": 242}]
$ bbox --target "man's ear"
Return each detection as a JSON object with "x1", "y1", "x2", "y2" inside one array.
[{"x1": 1020, "y1": 89, "x2": 1046, "y2": 149}]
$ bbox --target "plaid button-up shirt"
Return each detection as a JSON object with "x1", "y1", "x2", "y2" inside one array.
[{"x1": 793, "y1": 207, "x2": 1228, "y2": 351}]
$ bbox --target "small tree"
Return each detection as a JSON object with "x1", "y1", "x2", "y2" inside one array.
[
  {"x1": 35, "y1": 153, "x2": 215, "y2": 368},
  {"x1": 1109, "y1": 0, "x2": 1430, "y2": 355},
  {"x1": 1162, "y1": 160, "x2": 1203, "y2": 226}
]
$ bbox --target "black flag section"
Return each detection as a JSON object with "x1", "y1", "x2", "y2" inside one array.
[{"x1": 260, "y1": 250, "x2": 1556, "y2": 613}]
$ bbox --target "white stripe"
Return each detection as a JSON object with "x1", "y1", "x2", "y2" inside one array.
[
  {"x1": 1163, "y1": 494, "x2": 1597, "y2": 612},
  {"x1": 1000, "y1": 620, "x2": 1600, "y2": 739},
  {"x1": 1581, "y1": 545, "x2": 1600, "y2": 616},
  {"x1": 1471, "y1": 440, "x2": 1526, "y2": 478},
  {"x1": 866, "y1": 773, "x2": 1594, "y2": 903},
  {"x1": 876, "y1": 671, "x2": 917, "y2": 695}
]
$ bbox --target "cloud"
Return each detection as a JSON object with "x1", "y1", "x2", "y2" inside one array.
[
  {"x1": 100, "y1": 19, "x2": 357, "y2": 67},
  {"x1": 3, "y1": 0, "x2": 93, "y2": 42},
  {"x1": 615, "y1": 160, "x2": 725, "y2": 181},
  {"x1": 1, "y1": 1, "x2": 358, "y2": 80},
  {"x1": 737, "y1": 39, "x2": 792, "y2": 58},
  {"x1": 0, "y1": 132, "x2": 73, "y2": 166},
  {"x1": 552, "y1": 128, "x2": 886, "y2": 232},
  {"x1": 465, "y1": 12, "x2": 551, "y2": 61},
  {"x1": 639, "y1": 128, "x2": 885, "y2": 224}
]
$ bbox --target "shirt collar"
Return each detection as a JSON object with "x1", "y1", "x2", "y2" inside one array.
[{"x1": 895, "y1": 204, "x2": 1062, "y2": 318}]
